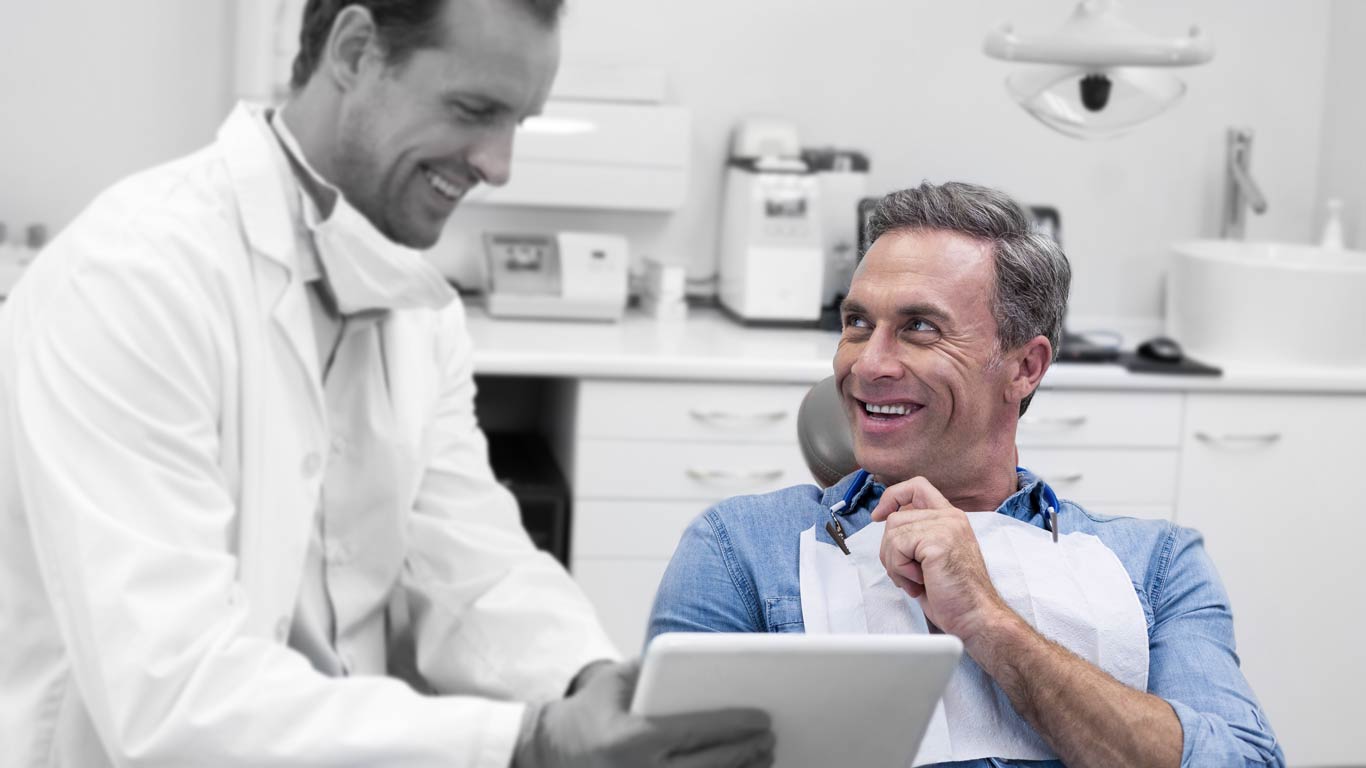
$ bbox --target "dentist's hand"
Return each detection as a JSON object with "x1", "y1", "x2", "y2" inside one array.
[
  {"x1": 870, "y1": 476, "x2": 1009, "y2": 643},
  {"x1": 512, "y1": 660, "x2": 775, "y2": 768}
]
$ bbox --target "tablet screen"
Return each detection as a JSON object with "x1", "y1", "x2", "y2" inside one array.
[{"x1": 631, "y1": 633, "x2": 961, "y2": 768}]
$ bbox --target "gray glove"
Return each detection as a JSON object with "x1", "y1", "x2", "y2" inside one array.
[{"x1": 512, "y1": 660, "x2": 774, "y2": 768}]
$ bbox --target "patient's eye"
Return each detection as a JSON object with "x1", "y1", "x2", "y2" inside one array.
[
  {"x1": 904, "y1": 318, "x2": 942, "y2": 341},
  {"x1": 842, "y1": 314, "x2": 871, "y2": 331}
]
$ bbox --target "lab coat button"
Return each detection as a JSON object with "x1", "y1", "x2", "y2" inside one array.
[
  {"x1": 274, "y1": 617, "x2": 290, "y2": 641},
  {"x1": 324, "y1": 541, "x2": 350, "y2": 564},
  {"x1": 301, "y1": 452, "x2": 322, "y2": 478}
]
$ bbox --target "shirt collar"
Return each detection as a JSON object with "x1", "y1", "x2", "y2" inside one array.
[{"x1": 820, "y1": 467, "x2": 1055, "y2": 530}]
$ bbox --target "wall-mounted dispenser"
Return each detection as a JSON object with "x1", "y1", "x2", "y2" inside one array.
[{"x1": 464, "y1": 66, "x2": 691, "y2": 212}]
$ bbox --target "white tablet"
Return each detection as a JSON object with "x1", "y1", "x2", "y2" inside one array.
[{"x1": 630, "y1": 633, "x2": 962, "y2": 768}]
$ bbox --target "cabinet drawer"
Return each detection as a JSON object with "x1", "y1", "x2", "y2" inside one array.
[
  {"x1": 575, "y1": 438, "x2": 812, "y2": 501},
  {"x1": 578, "y1": 379, "x2": 811, "y2": 443},
  {"x1": 1020, "y1": 390, "x2": 1183, "y2": 448},
  {"x1": 1018, "y1": 448, "x2": 1178, "y2": 508},
  {"x1": 573, "y1": 558, "x2": 670, "y2": 655},
  {"x1": 572, "y1": 500, "x2": 707, "y2": 558}
]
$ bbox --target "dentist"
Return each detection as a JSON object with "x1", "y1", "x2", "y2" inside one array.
[{"x1": 0, "y1": 1, "x2": 772, "y2": 766}]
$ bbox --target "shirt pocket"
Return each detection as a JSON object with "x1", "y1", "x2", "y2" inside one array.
[{"x1": 764, "y1": 596, "x2": 805, "y2": 633}]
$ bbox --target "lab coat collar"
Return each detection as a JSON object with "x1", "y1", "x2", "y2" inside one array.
[
  {"x1": 216, "y1": 102, "x2": 327, "y2": 418},
  {"x1": 218, "y1": 102, "x2": 302, "y2": 275}
]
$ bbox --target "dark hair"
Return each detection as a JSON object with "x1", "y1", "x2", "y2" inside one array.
[
  {"x1": 863, "y1": 181, "x2": 1072, "y2": 416},
  {"x1": 290, "y1": 0, "x2": 564, "y2": 91}
]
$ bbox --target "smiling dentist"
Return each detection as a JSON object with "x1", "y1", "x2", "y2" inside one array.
[{"x1": 0, "y1": 1, "x2": 773, "y2": 766}]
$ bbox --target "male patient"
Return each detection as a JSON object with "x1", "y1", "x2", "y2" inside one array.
[{"x1": 648, "y1": 182, "x2": 1283, "y2": 767}]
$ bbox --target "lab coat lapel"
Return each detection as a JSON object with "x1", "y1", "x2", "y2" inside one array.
[
  {"x1": 218, "y1": 102, "x2": 327, "y2": 636},
  {"x1": 219, "y1": 102, "x2": 326, "y2": 424}
]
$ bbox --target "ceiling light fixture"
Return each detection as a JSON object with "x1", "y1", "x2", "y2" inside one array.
[{"x1": 984, "y1": 0, "x2": 1214, "y2": 139}]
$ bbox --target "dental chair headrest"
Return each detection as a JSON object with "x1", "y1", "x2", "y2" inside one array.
[{"x1": 796, "y1": 376, "x2": 858, "y2": 488}]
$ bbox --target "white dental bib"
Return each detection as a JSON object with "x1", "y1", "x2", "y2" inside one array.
[{"x1": 799, "y1": 512, "x2": 1148, "y2": 765}]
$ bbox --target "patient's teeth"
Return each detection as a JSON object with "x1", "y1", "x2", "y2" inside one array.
[{"x1": 864, "y1": 402, "x2": 909, "y2": 415}]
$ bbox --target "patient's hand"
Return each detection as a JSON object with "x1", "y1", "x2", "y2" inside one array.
[{"x1": 871, "y1": 476, "x2": 1010, "y2": 643}]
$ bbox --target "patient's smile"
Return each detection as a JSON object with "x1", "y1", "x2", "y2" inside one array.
[{"x1": 856, "y1": 398, "x2": 925, "y2": 433}]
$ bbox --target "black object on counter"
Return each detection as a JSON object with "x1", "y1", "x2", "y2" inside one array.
[
  {"x1": 1135, "y1": 335, "x2": 1185, "y2": 363},
  {"x1": 486, "y1": 432, "x2": 572, "y2": 566},
  {"x1": 1056, "y1": 331, "x2": 1122, "y2": 364},
  {"x1": 1120, "y1": 351, "x2": 1222, "y2": 376}
]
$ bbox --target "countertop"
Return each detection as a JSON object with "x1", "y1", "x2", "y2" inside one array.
[{"x1": 466, "y1": 304, "x2": 1366, "y2": 394}]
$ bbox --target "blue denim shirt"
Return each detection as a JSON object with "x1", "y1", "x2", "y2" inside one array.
[{"x1": 647, "y1": 470, "x2": 1284, "y2": 767}]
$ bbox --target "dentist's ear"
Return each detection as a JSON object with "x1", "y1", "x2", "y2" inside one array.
[
  {"x1": 1005, "y1": 335, "x2": 1052, "y2": 407},
  {"x1": 325, "y1": 5, "x2": 382, "y2": 91}
]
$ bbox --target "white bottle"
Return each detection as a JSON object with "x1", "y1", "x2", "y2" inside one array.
[{"x1": 1320, "y1": 198, "x2": 1345, "y2": 250}]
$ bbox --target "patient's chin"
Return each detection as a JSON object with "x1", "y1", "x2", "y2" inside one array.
[{"x1": 853, "y1": 453, "x2": 914, "y2": 487}]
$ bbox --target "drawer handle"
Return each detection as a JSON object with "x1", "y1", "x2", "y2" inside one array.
[
  {"x1": 1019, "y1": 415, "x2": 1089, "y2": 429},
  {"x1": 686, "y1": 468, "x2": 785, "y2": 485},
  {"x1": 1195, "y1": 431, "x2": 1282, "y2": 447},
  {"x1": 1044, "y1": 472, "x2": 1084, "y2": 484},
  {"x1": 689, "y1": 409, "x2": 789, "y2": 428}
]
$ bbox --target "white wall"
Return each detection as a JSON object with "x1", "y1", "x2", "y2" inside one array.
[
  {"x1": 0, "y1": 1, "x2": 1338, "y2": 322},
  {"x1": 435, "y1": 0, "x2": 1333, "y2": 322},
  {"x1": 1317, "y1": 0, "x2": 1366, "y2": 250},
  {"x1": 0, "y1": 2, "x2": 234, "y2": 235}
]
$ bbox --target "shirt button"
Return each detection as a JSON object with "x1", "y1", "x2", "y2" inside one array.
[
  {"x1": 274, "y1": 617, "x2": 290, "y2": 641},
  {"x1": 301, "y1": 452, "x2": 322, "y2": 478}
]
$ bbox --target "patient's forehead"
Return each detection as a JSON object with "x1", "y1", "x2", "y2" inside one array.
[{"x1": 850, "y1": 229, "x2": 996, "y2": 315}]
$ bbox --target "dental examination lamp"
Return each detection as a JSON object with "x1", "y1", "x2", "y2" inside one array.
[{"x1": 984, "y1": 0, "x2": 1214, "y2": 139}]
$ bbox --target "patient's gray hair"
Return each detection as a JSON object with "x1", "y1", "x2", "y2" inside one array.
[{"x1": 863, "y1": 181, "x2": 1071, "y2": 416}]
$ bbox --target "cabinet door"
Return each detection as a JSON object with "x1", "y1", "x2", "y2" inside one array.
[
  {"x1": 1019, "y1": 389, "x2": 1183, "y2": 514},
  {"x1": 1021, "y1": 447, "x2": 1178, "y2": 514},
  {"x1": 1176, "y1": 393, "x2": 1366, "y2": 767},
  {"x1": 573, "y1": 559, "x2": 671, "y2": 656}
]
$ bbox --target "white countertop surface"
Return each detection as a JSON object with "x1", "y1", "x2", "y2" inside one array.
[{"x1": 466, "y1": 303, "x2": 1366, "y2": 394}]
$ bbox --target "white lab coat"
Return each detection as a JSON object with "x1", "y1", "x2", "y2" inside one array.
[{"x1": 0, "y1": 104, "x2": 618, "y2": 767}]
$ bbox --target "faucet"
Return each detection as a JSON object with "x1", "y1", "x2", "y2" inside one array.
[{"x1": 1221, "y1": 127, "x2": 1268, "y2": 239}]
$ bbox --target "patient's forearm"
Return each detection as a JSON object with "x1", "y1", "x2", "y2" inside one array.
[{"x1": 966, "y1": 610, "x2": 1182, "y2": 768}]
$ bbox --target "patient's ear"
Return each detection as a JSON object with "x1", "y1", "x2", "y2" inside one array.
[{"x1": 1005, "y1": 335, "x2": 1052, "y2": 406}]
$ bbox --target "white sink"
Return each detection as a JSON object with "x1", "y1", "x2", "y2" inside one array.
[{"x1": 1167, "y1": 240, "x2": 1366, "y2": 368}]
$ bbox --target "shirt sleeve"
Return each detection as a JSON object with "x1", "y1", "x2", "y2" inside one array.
[
  {"x1": 646, "y1": 508, "x2": 765, "y2": 643},
  {"x1": 1146, "y1": 525, "x2": 1286, "y2": 767},
  {"x1": 399, "y1": 303, "x2": 619, "y2": 701}
]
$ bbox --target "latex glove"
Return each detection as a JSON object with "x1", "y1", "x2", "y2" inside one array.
[{"x1": 512, "y1": 660, "x2": 774, "y2": 768}]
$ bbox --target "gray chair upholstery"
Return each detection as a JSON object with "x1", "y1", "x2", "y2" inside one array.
[{"x1": 796, "y1": 375, "x2": 858, "y2": 487}]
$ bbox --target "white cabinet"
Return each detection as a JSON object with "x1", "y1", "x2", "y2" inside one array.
[
  {"x1": 568, "y1": 378, "x2": 813, "y2": 654},
  {"x1": 1175, "y1": 393, "x2": 1366, "y2": 768},
  {"x1": 1019, "y1": 389, "x2": 1183, "y2": 519}
]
